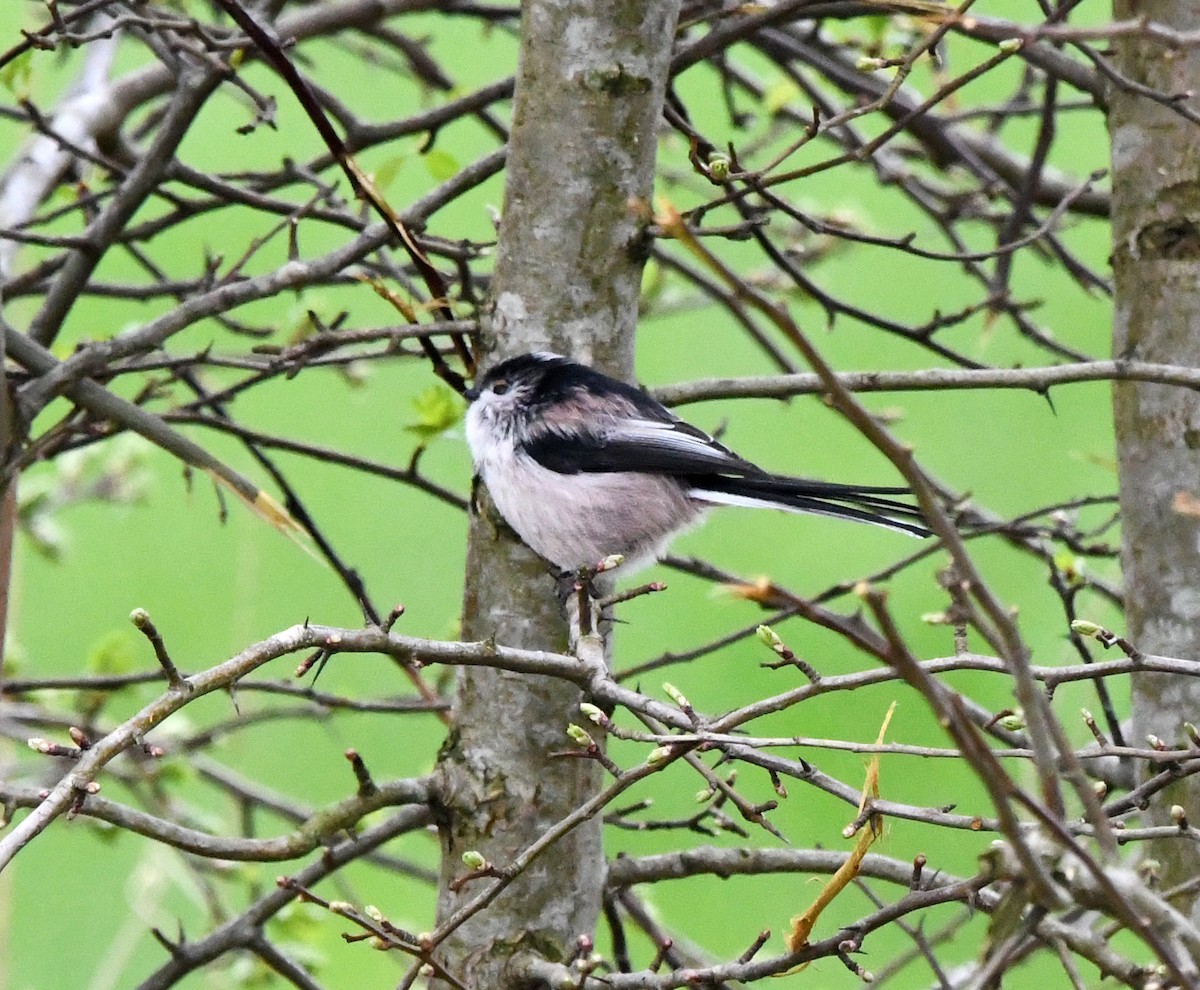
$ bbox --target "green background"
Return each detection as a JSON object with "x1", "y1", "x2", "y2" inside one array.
[{"x1": 1, "y1": 2, "x2": 1119, "y2": 987}]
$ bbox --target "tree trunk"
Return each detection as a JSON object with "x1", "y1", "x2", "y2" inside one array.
[
  {"x1": 432, "y1": 1, "x2": 681, "y2": 984},
  {"x1": 1110, "y1": 0, "x2": 1200, "y2": 906}
]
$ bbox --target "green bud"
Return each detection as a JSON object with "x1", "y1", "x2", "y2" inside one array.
[
  {"x1": 998, "y1": 38, "x2": 1022, "y2": 54},
  {"x1": 663, "y1": 682, "x2": 690, "y2": 709},
  {"x1": 461, "y1": 850, "x2": 486, "y2": 870},
  {"x1": 998, "y1": 712, "x2": 1025, "y2": 732},
  {"x1": 646, "y1": 746, "x2": 673, "y2": 766},
  {"x1": 566, "y1": 723, "x2": 593, "y2": 747},
  {"x1": 856, "y1": 56, "x2": 887, "y2": 71},
  {"x1": 707, "y1": 154, "x2": 730, "y2": 181},
  {"x1": 1070, "y1": 619, "x2": 1102, "y2": 638},
  {"x1": 1054, "y1": 550, "x2": 1085, "y2": 585},
  {"x1": 579, "y1": 702, "x2": 606, "y2": 724},
  {"x1": 756, "y1": 625, "x2": 782, "y2": 648}
]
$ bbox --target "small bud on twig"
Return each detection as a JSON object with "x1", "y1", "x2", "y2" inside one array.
[
  {"x1": 755, "y1": 624, "x2": 820, "y2": 681},
  {"x1": 1070, "y1": 619, "x2": 1144, "y2": 661},
  {"x1": 911, "y1": 853, "x2": 926, "y2": 890},
  {"x1": 579, "y1": 702, "x2": 607, "y2": 726},
  {"x1": 345, "y1": 749, "x2": 377, "y2": 797},
  {"x1": 756, "y1": 625, "x2": 783, "y2": 649},
  {"x1": 997, "y1": 710, "x2": 1025, "y2": 732},
  {"x1": 382, "y1": 603, "x2": 406, "y2": 633},
  {"x1": 27, "y1": 737, "x2": 80, "y2": 759},
  {"x1": 1080, "y1": 708, "x2": 1108, "y2": 746},
  {"x1": 663, "y1": 682, "x2": 690, "y2": 711},
  {"x1": 131, "y1": 608, "x2": 189, "y2": 691},
  {"x1": 706, "y1": 153, "x2": 731, "y2": 181},
  {"x1": 647, "y1": 746, "x2": 673, "y2": 766}
]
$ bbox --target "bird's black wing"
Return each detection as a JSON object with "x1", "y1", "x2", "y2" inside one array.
[
  {"x1": 526, "y1": 415, "x2": 765, "y2": 477},
  {"x1": 526, "y1": 415, "x2": 929, "y2": 537}
]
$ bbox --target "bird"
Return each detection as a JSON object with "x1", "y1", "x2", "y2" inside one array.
[{"x1": 464, "y1": 351, "x2": 929, "y2": 576}]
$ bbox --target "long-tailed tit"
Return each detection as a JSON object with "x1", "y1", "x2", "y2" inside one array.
[{"x1": 465, "y1": 352, "x2": 929, "y2": 575}]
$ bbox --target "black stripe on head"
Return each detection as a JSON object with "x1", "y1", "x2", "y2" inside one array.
[
  {"x1": 480, "y1": 353, "x2": 669, "y2": 421},
  {"x1": 476, "y1": 352, "x2": 569, "y2": 391}
]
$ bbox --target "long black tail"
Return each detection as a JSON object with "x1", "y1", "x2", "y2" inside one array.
[{"x1": 690, "y1": 475, "x2": 931, "y2": 537}]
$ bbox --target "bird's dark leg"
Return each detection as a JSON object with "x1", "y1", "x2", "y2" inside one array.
[{"x1": 553, "y1": 567, "x2": 581, "y2": 610}]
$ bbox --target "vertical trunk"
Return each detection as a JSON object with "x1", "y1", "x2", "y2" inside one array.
[
  {"x1": 433, "y1": 1, "x2": 681, "y2": 984},
  {"x1": 1110, "y1": 2, "x2": 1200, "y2": 901}
]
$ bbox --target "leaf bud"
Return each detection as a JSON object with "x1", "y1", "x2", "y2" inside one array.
[
  {"x1": 706, "y1": 154, "x2": 730, "y2": 181},
  {"x1": 663, "y1": 682, "x2": 690, "y2": 709},
  {"x1": 579, "y1": 703, "x2": 606, "y2": 725},
  {"x1": 647, "y1": 746, "x2": 673, "y2": 766}
]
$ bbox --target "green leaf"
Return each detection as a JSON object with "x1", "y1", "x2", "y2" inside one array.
[
  {"x1": 86, "y1": 630, "x2": 138, "y2": 675},
  {"x1": 762, "y1": 79, "x2": 800, "y2": 116},
  {"x1": 638, "y1": 259, "x2": 665, "y2": 308},
  {"x1": 0, "y1": 49, "x2": 34, "y2": 100},
  {"x1": 404, "y1": 383, "x2": 464, "y2": 442},
  {"x1": 865, "y1": 14, "x2": 890, "y2": 49},
  {"x1": 270, "y1": 902, "x2": 327, "y2": 943},
  {"x1": 280, "y1": 294, "x2": 336, "y2": 343},
  {"x1": 423, "y1": 149, "x2": 460, "y2": 182},
  {"x1": 374, "y1": 154, "x2": 408, "y2": 191},
  {"x1": 1054, "y1": 550, "x2": 1085, "y2": 586}
]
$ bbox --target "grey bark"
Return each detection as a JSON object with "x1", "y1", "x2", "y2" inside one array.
[
  {"x1": 432, "y1": 1, "x2": 681, "y2": 985},
  {"x1": 1110, "y1": 0, "x2": 1200, "y2": 904}
]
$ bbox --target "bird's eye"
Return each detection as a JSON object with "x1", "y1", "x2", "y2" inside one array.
[{"x1": 491, "y1": 379, "x2": 510, "y2": 396}]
